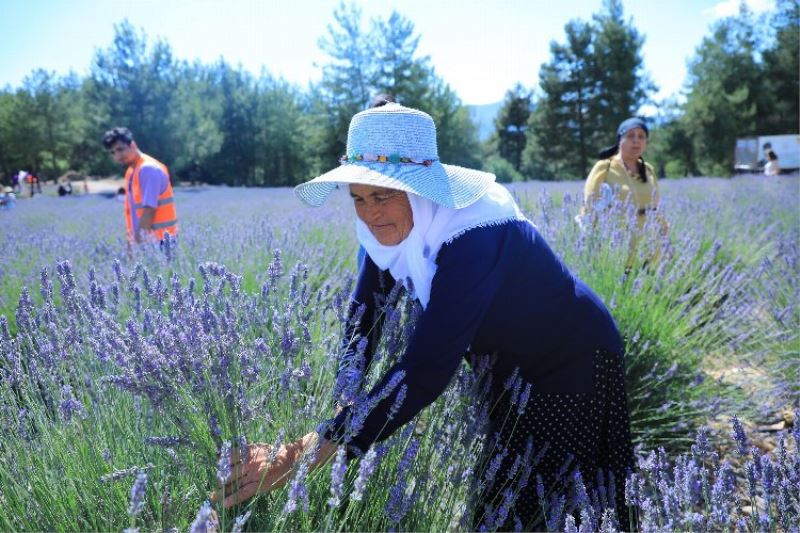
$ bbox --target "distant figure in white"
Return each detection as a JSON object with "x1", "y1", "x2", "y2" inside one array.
[{"x1": 764, "y1": 150, "x2": 780, "y2": 176}]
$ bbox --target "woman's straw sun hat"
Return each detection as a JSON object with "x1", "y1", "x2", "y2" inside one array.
[{"x1": 294, "y1": 103, "x2": 495, "y2": 209}]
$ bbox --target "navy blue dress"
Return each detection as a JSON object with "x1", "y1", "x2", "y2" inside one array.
[{"x1": 326, "y1": 220, "x2": 634, "y2": 529}]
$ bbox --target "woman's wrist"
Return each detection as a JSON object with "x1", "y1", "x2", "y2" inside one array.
[{"x1": 298, "y1": 432, "x2": 337, "y2": 468}]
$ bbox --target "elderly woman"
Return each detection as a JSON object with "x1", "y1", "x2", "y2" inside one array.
[
  {"x1": 216, "y1": 104, "x2": 634, "y2": 529},
  {"x1": 582, "y1": 117, "x2": 669, "y2": 269}
]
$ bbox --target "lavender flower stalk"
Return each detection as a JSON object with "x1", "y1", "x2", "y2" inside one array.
[
  {"x1": 328, "y1": 446, "x2": 347, "y2": 508},
  {"x1": 127, "y1": 470, "x2": 147, "y2": 517}
]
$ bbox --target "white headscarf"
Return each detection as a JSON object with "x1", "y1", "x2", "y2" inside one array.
[{"x1": 356, "y1": 182, "x2": 528, "y2": 308}]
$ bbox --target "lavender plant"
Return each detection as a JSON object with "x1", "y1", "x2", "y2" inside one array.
[{"x1": 0, "y1": 177, "x2": 796, "y2": 531}]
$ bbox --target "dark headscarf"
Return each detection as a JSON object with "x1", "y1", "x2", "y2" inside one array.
[
  {"x1": 598, "y1": 117, "x2": 650, "y2": 182},
  {"x1": 369, "y1": 93, "x2": 396, "y2": 109}
]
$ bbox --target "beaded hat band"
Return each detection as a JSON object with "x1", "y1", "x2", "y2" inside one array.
[{"x1": 339, "y1": 153, "x2": 435, "y2": 166}]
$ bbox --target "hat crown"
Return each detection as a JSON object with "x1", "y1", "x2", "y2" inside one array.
[{"x1": 347, "y1": 103, "x2": 439, "y2": 160}]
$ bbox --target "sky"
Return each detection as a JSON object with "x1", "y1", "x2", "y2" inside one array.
[{"x1": 0, "y1": 0, "x2": 777, "y2": 106}]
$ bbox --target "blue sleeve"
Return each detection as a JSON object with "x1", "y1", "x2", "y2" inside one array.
[
  {"x1": 138, "y1": 165, "x2": 168, "y2": 208},
  {"x1": 328, "y1": 225, "x2": 507, "y2": 452}
]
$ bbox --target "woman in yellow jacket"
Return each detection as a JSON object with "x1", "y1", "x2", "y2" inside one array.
[{"x1": 582, "y1": 117, "x2": 669, "y2": 270}]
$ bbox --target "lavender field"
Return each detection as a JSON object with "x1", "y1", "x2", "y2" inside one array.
[{"x1": 0, "y1": 176, "x2": 798, "y2": 532}]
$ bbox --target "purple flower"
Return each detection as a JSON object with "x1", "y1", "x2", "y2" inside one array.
[
  {"x1": 387, "y1": 384, "x2": 408, "y2": 420},
  {"x1": 760, "y1": 454, "x2": 775, "y2": 497},
  {"x1": 564, "y1": 514, "x2": 578, "y2": 533},
  {"x1": 100, "y1": 464, "x2": 154, "y2": 484},
  {"x1": 217, "y1": 441, "x2": 232, "y2": 485},
  {"x1": 516, "y1": 383, "x2": 532, "y2": 415},
  {"x1": 144, "y1": 436, "x2": 191, "y2": 448},
  {"x1": 352, "y1": 447, "x2": 378, "y2": 502},
  {"x1": 284, "y1": 461, "x2": 309, "y2": 513},
  {"x1": 231, "y1": 510, "x2": 251, "y2": 533},
  {"x1": 59, "y1": 385, "x2": 83, "y2": 422},
  {"x1": 484, "y1": 447, "x2": 509, "y2": 485},
  {"x1": 209, "y1": 414, "x2": 221, "y2": 439},
  {"x1": 385, "y1": 439, "x2": 420, "y2": 524},
  {"x1": 327, "y1": 446, "x2": 347, "y2": 508},
  {"x1": 730, "y1": 415, "x2": 748, "y2": 455},
  {"x1": 236, "y1": 435, "x2": 250, "y2": 464},
  {"x1": 503, "y1": 367, "x2": 520, "y2": 391},
  {"x1": 546, "y1": 494, "x2": 566, "y2": 531},
  {"x1": 347, "y1": 370, "x2": 406, "y2": 440},
  {"x1": 692, "y1": 426, "x2": 711, "y2": 458},
  {"x1": 571, "y1": 471, "x2": 594, "y2": 528},
  {"x1": 40, "y1": 267, "x2": 53, "y2": 302},
  {"x1": 128, "y1": 470, "x2": 147, "y2": 516},
  {"x1": 495, "y1": 488, "x2": 515, "y2": 527},
  {"x1": 710, "y1": 461, "x2": 734, "y2": 527},
  {"x1": 189, "y1": 501, "x2": 217, "y2": 533}
]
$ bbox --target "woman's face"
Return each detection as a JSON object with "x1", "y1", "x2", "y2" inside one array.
[
  {"x1": 619, "y1": 127, "x2": 648, "y2": 161},
  {"x1": 349, "y1": 184, "x2": 414, "y2": 246}
]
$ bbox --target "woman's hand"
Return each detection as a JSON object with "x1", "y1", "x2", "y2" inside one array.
[{"x1": 212, "y1": 433, "x2": 337, "y2": 509}]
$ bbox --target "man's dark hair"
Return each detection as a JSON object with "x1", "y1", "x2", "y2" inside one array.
[
  {"x1": 369, "y1": 93, "x2": 396, "y2": 109},
  {"x1": 102, "y1": 127, "x2": 134, "y2": 149}
]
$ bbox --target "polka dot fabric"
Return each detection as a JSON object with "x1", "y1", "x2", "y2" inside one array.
[{"x1": 477, "y1": 350, "x2": 635, "y2": 531}]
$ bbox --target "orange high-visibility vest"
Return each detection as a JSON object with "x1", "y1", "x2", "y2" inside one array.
[{"x1": 124, "y1": 153, "x2": 178, "y2": 241}]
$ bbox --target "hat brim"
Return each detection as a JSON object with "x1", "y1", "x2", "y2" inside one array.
[{"x1": 294, "y1": 161, "x2": 495, "y2": 209}]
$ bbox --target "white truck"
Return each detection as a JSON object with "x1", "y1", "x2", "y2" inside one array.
[{"x1": 735, "y1": 134, "x2": 799, "y2": 173}]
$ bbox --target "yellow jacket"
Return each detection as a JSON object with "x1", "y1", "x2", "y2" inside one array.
[{"x1": 582, "y1": 155, "x2": 668, "y2": 267}]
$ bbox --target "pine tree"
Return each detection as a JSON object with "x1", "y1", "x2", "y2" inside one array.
[
  {"x1": 494, "y1": 83, "x2": 532, "y2": 172},
  {"x1": 681, "y1": 5, "x2": 760, "y2": 175},
  {"x1": 758, "y1": 0, "x2": 799, "y2": 134},
  {"x1": 524, "y1": 20, "x2": 597, "y2": 180},
  {"x1": 591, "y1": 0, "x2": 655, "y2": 145},
  {"x1": 208, "y1": 62, "x2": 258, "y2": 186},
  {"x1": 523, "y1": 1, "x2": 654, "y2": 180},
  {"x1": 89, "y1": 20, "x2": 176, "y2": 167},
  {"x1": 371, "y1": 11, "x2": 431, "y2": 108},
  {"x1": 316, "y1": 3, "x2": 479, "y2": 169},
  {"x1": 317, "y1": 3, "x2": 373, "y2": 166}
]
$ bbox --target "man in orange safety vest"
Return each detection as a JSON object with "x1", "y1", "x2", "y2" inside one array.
[{"x1": 102, "y1": 127, "x2": 178, "y2": 244}]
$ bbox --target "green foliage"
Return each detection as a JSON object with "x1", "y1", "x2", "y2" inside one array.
[
  {"x1": 0, "y1": 7, "x2": 479, "y2": 188},
  {"x1": 315, "y1": 2, "x2": 480, "y2": 170},
  {"x1": 663, "y1": 160, "x2": 686, "y2": 178},
  {"x1": 681, "y1": 14, "x2": 759, "y2": 176},
  {"x1": 646, "y1": 100, "x2": 699, "y2": 178},
  {"x1": 492, "y1": 84, "x2": 532, "y2": 172},
  {"x1": 422, "y1": 79, "x2": 482, "y2": 169},
  {"x1": 669, "y1": 1, "x2": 798, "y2": 177},
  {"x1": 482, "y1": 155, "x2": 525, "y2": 183},
  {"x1": 523, "y1": 0, "x2": 653, "y2": 181},
  {"x1": 88, "y1": 21, "x2": 177, "y2": 175},
  {"x1": 591, "y1": 0, "x2": 656, "y2": 134},
  {"x1": 524, "y1": 19, "x2": 597, "y2": 181},
  {"x1": 0, "y1": 1, "x2": 795, "y2": 186},
  {"x1": 513, "y1": 179, "x2": 795, "y2": 449},
  {"x1": 758, "y1": 0, "x2": 800, "y2": 135}
]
